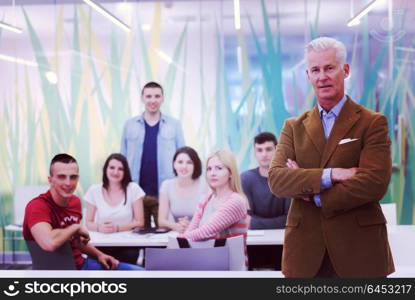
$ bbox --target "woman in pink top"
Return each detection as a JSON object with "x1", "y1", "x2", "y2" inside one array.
[{"x1": 182, "y1": 149, "x2": 249, "y2": 242}]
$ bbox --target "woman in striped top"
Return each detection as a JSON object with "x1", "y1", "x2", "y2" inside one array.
[{"x1": 182, "y1": 149, "x2": 249, "y2": 244}]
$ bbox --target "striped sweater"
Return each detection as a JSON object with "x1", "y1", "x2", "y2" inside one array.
[
  {"x1": 183, "y1": 192, "x2": 249, "y2": 267},
  {"x1": 183, "y1": 192, "x2": 248, "y2": 241}
]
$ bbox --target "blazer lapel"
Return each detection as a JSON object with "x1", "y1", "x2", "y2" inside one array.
[
  {"x1": 320, "y1": 98, "x2": 361, "y2": 168},
  {"x1": 303, "y1": 106, "x2": 326, "y2": 156}
]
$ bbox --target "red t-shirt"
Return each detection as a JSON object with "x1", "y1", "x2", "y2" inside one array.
[{"x1": 23, "y1": 190, "x2": 85, "y2": 269}]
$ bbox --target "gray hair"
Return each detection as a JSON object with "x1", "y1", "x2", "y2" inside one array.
[{"x1": 305, "y1": 37, "x2": 347, "y2": 66}]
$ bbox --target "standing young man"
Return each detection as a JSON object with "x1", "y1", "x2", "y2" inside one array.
[{"x1": 121, "y1": 82, "x2": 185, "y2": 228}]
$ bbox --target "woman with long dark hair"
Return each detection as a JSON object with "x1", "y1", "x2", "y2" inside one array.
[
  {"x1": 158, "y1": 147, "x2": 208, "y2": 233},
  {"x1": 84, "y1": 153, "x2": 145, "y2": 263}
]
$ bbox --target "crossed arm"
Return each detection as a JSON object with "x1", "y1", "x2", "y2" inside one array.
[
  {"x1": 286, "y1": 158, "x2": 357, "y2": 202},
  {"x1": 269, "y1": 115, "x2": 391, "y2": 216}
]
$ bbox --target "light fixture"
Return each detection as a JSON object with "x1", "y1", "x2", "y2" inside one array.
[
  {"x1": 347, "y1": 0, "x2": 383, "y2": 27},
  {"x1": 141, "y1": 24, "x2": 151, "y2": 31},
  {"x1": 117, "y1": 1, "x2": 132, "y2": 13},
  {"x1": 83, "y1": 0, "x2": 131, "y2": 32},
  {"x1": 0, "y1": 21, "x2": 22, "y2": 34},
  {"x1": 154, "y1": 49, "x2": 185, "y2": 72},
  {"x1": 0, "y1": 53, "x2": 38, "y2": 67},
  {"x1": 0, "y1": 0, "x2": 22, "y2": 34},
  {"x1": 45, "y1": 71, "x2": 58, "y2": 84},
  {"x1": 155, "y1": 49, "x2": 173, "y2": 64},
  {"x1": 233, "y1": 0, "x2": 241, "y2": 30},
  {"x1": 395, "y1": 46, "x2": 415, "y2": 53}
]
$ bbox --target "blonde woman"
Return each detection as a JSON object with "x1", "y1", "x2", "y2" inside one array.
[{"x1": 182, "y1": 149, "x2": 249, "y2": 243}]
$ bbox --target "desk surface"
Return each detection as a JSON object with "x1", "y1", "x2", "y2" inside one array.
[
  {"x1": 89, "y1": 229, "x2": 285, "y2": 247},
  {"x1": 89, "y1": 225, "x2": 415, "y2": 248}
]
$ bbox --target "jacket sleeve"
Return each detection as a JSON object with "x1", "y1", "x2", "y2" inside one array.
[
  {"x1": 321, "y1": 114, "x2": 392, "y2": 218},
  {"x1": 268, "y1": 119, "x2": 323, "y2": 198}
]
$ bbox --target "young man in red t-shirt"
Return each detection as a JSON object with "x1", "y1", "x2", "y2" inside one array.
[{"x1": 23, "y1": 153, "x2": 142, "y2": 270}]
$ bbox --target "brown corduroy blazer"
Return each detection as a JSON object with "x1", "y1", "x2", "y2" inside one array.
[{"x1": 268, "y1": 97, "x2": 394, "y2": 278}]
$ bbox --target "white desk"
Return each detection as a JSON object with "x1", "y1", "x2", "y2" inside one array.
[
  {"x1": 89, "y1": 229, "x2": 285, "y2": 247},
  {"x1": 89, "y1": 225, "x2": 415, "y2": 250}
]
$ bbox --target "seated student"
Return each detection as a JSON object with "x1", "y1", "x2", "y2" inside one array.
[
  {"x1": 84, "y1": 153, "x2": 145, "y2": 264},
  {"x1": 158, "y1": 147, "x2": 208, "y2": 233},
  {"x1": 241, "y1": 132, "x2": 291, "y2": 229},
  {"x1": 182, "y1": 149, "x2": 249, "y2": 249},
  {"x1": 23, "y1": 153, "x2": 143, "y2": 270}
]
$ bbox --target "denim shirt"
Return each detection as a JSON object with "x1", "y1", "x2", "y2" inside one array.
[{"x1": 120, "y1": 113, "x2": 185, "y2": 190}]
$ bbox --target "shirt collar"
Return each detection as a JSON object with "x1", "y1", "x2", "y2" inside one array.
[
  {"x1": 318, "y1": 94, "x2": 347, "y2": 118},
  {"x1": 137, "y1": 112, "x2": 165, "y2": 123}
]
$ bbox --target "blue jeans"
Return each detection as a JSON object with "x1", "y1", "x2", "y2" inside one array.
[{"x1": 81, "y1": 257, "x2": 144, "y2": 270}]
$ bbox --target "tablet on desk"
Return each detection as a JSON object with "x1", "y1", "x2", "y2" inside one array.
[{"x1": 132, "y1": 227, "x2": 170, "y2": 234}]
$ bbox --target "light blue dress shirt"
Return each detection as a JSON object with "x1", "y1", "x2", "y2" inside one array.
[
  {"x1": 313, "y1": 95, "x2": 347, "y2": 207},
  {"x1": 121, "y1": 113, "x2": 185, "y2": 191}
]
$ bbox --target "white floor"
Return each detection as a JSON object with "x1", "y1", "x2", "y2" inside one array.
[{"x1": 0, "y1": 266, "x2": 413, "y2": 278}]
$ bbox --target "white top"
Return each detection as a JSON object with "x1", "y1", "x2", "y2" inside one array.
[
  {"x1": 84, "y1": 182, "x2": 145, "y2": 226},
  {"x1": 159, "y1": 178, "x2": 207, "y2": 222}
]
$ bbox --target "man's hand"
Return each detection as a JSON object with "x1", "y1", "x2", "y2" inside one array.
[
  {"x1": 331, "y1": 168, "x2": 357, "y2": 183},
  {"x1": 286, "y1": 158, "x2": 299, "y2": 169},
  {"x1": 98, "y1": 222, "x2": 117, "y2": 233},
  {"x1": 76, "y1": 226, "x2": 90, "y2": 245},
  {"x1": 286, "y1": 159, "x2": 311, "y2": 202},
  {"x1": 97, "y1": 253, "x2": 119, "y2": 270}
]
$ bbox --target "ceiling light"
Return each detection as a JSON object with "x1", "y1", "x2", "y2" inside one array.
[
  {"x1": 395, "y1": 46, "x2": 415, "y2": 53},
  {"x1": 0, "y1": 21, "x2": 22, "y2": 34},
  {"x1": 233, "y1": 0, "x2": 241, "y2": 30},
  {"x1": 154, "y1": 49, "x2": 185, "y2": 72},
  {"x1": 141, "y1": 24, "x2": 151, "y2": 31},
  {"x1": 45, "y1": 71, "x2": 58, "y2": 84},
  {"x1": 83, "y1": 0, "x2": 131, "y2": 32},
  {"x1": 347, "y1": 0, "x2": 383, "y2": 27},
  {"x1": 155, "y1": 49, "x2": 173, "y2": 64},
  {"x1": 0, "y1": 53, "x2": 38, "y2": 67}
]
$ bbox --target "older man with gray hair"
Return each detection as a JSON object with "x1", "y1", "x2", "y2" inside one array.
[{"x1": 268, "y1": 37, "x2": 394, "y2": 277}]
